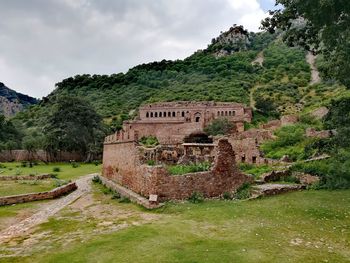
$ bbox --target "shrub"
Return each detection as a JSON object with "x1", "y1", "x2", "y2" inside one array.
[
  {"x1": 52, "y1": 167, "x2": 61, "y2": 172},
  {"x1": 119, "y1": 197, "x2": 131, "y2": 203},
  {"x1": 139, "y1": 136, "x2": 159, "y2": 148},
  {"x1": 146, "y1": 160, "x2": 156, "y2": 166},
  {"x1": 204, "y1": 118, "x2": 234, "y2": 136},
  {"x1": 21, "y1": 161, "x2": 27, "y2": 167},
  {"x1": 92, "y1": 160, "x2": 101, "y2": 166},
  {"x1": 167, "y1": 162, "x2": 211, "y2": 175},
  {"x1": 71, "y1": 162, "x2": 80, "y2": 168},
  {"x1": 53, "y1": 179, "x2": 69, "y2": 188},
  {"x1": 234, "y1": 183, "x2": 252, "y2": 200},
  {"x1": 112, "y1": 191, "x2": 121, "y2": 199},
  {"x1": 222, "y1": 192, "x2": 232, "y2": 200},
  {"x1": 188, "y1": 192, "x2": 204, "y2": 203},
  {"x1": 92, "y1": 175, "x2": 101, "y2": 184}
]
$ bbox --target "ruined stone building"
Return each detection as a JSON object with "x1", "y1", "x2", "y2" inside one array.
[
  {"x1": 105, "y1": 101, "x2": 252, "y2": 145},
  {"x1": 102, "y1": 101, "x2": 299, "y2": 203}
]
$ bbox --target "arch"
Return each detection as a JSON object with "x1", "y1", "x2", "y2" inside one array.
[
  {"x1": 229, "y1": 111, "x2": 232, "y2": 116},
  {"x1": 172, "y1": 111, "x2": 175, "y2": 117},
  {"x1": 164, "y1": 111, "x2": 166, "y2": 117},
  {"x1": 150, "y1": 112, "x2": 153, "y2": 118},
  {"x1": 182, "y1": 111, "x2": 185, "y2": 117},
  {"x1": 146, "y1": 112, "x2": 149, "y2": 118},
  {"x1": 217, "y1": 111, "x2": 220, "y2": 116},
  {"x1": 225, "y1": 111, "x2": 228, "y2": 116},
  {"x1": 221, "y1": 111, "x2": 224, "y2": 116},
  {"x1": 194, "y1": 112, "x2": 201, "y2": 123},
  {"x1": 155, "y1": 112, "x2": 158, "y2": 117},
  {"x1": 159, "y1": 112, "x2": 162, "y2": 117},
  {"x1": 168, "y1": 112, "x2": 171, "y2": 117}
]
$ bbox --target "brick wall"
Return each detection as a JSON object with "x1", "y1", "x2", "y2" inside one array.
[
  {"x1": 0, "y1": 150, "x2": 85, "y2": 162},
  {"x1": 102, "y1": 138, "x2": 252, "y2": 201},
  {"x1": 0, "y1": 182, "x2": 77, "y2": 206}
]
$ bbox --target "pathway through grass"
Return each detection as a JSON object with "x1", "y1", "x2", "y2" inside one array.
[{"x1": 1, "y1": 189, "x2": 349, "y2": 263}]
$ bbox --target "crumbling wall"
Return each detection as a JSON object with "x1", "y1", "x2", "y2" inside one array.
[
  {"x1": 0, "y1": 150, "x2": 85, "y2": 162},
  {"x1": 102, "y1": 139, "x2": 252, "y2": 201}
]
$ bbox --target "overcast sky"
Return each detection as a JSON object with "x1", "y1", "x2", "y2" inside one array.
[{"x1": 0, "y1": 0, "x2": 276, "y2": 98}]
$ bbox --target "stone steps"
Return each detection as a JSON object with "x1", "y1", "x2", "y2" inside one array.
[{"x1": 250, "y1": 183, "x2": 306, "y2": 199}]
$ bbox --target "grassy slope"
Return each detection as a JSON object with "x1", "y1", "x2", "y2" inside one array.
[
  {"x1": 0, "y1": 162, "x2": 101, "y2": 180},
  {"x1": 3, "y1": 189, "x2": 349, "y2": 263}
]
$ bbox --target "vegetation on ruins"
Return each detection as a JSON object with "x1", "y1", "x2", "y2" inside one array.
[
  {"x1": 167, "y1": 162, "x2": 211, "y2": 175},
  {"x1": 204, "y1": 118, "x2": 234, "y2": 136},
  {"x1": 139, "y1": 136, "x2": 159, "y2": 148}
]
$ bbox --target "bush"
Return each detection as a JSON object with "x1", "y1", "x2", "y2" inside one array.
[
  {"x1": 119, "y1": 197, "x2": 131, "y2": 203},
  {"x1": 52, "y1": 167, "x2": 61, "y2": 172},
  {"x1": 139, "y1": 136, "x2": 159, "y2": 148},
  {"x1": 92, "y1": 160, "x2": 101, "y2": 166},
  {"x1": 188, "y1": 192, "x2": 204, "y2": 203},
  {"x1": 146, "y1": 160, "x2": 156, "y2": 166},
  {"x1": 222, "y1": 192, "x2": 232, "y2": 200},
  {"x1": 53, "y1": 179, "x2": 69, "y2": 188},
  {"x1": 204, "y1": 118, "x2": 234, "y2": 136},
  {"x1": 92, "y1": 175, "x2": 101, "y2": 184},
  {"x1": 71, "y1": 162, "x2": 80, "y2": 168},
  {"x1": 234, "y1": 183, "x2": 252, "y2": 200}
]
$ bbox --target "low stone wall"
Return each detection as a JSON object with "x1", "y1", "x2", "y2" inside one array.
[
  {"x1": 0, "y1": 174, "x2": 53, "y2": 181},
  {"x1": 0, "y1": 150, "x2": 86, "y2": 162},
  {"x1": 0, "y1": 182, "x2": 77, "y2": 206}
]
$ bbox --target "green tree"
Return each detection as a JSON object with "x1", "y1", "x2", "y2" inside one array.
[
  {"x1": 261, "y1": 0, "x2": 350, "y2": 87},
  {"x1": 43, "y1": 96, "x2": 106, "y2": 161},
  {"x1": 204, "y1": 118, "x2": 234, "y2": 136}
]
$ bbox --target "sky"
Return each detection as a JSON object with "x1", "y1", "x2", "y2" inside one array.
[{"x1": 0, "y1": 0, "x2": 276, "y2": 98}]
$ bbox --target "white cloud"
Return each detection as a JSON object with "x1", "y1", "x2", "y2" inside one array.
[{"x1": 0, "y1": 0, "x2": 268, "y2": 98}]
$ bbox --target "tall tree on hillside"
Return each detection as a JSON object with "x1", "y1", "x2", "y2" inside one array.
[
  {"x1": 0, "y1": 114, "x2": 21, "y2": 150},
  {"x1": 43, "y1": 96, "x2": 106, "y2": 161},
  {"x1": 261, "y1": 0, "x2": 350, "y2": 88}
]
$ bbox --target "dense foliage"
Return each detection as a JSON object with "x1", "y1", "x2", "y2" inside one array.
[
  {"x1": 42, "y1": 96, "x2": 106, "y2": 161},
  {"x1": 262, "y1": 0, "x2": 350, "y2": 88},
  {"x1": 0, "y1": 115, "x2": 22, "y2": 150},
  {"x1": 204, "y1": 118, "x2": 234, "y2": 136}
]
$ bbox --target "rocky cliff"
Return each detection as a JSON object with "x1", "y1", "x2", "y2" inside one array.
[{"x1": 0, "y1": 82, "x2": 37, "y2": 117}]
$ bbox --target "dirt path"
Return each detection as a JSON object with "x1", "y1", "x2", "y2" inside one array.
[
  {"x1": 306, "y1": 52, "x2": 321, "y2": 84},
  {"x1": 0, "y1": 174, "x2": 97, "y2": 244},
  {"x1": 251, "y1": 51, "x2": 264, "y2": 66}
]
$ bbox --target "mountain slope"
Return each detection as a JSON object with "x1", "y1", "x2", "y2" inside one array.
[
  {"x1": 0, "y1": 82, "x2": 37, "y2": 117},
  {"x1": 15, "y1": 25, "x2": 343, "y2": 132}
]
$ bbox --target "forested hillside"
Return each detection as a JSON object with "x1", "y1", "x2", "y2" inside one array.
[{"x1": 14, "y1": 27, "x2": 320, "y2": 130}]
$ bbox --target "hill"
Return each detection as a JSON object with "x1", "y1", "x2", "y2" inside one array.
[
  {"x1": 11, "y1": 25, "x2": 350, "y2": 134},
  {"x1": 0, "y1": 82, "x2": 37, "y2": 117}
]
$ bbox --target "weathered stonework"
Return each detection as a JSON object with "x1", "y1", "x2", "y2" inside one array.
[
  {"x1": 102, "y1": 138, "x2": 252, "y2": 201},
  {"x1": 105, "y1": 101, "x2": 252, "y2": 145},
  {"x1": 0, "y1": 182, "x2": 77, "y2": 206}
]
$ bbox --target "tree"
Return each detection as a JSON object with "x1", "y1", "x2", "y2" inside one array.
[
  {"x1": 261, "y1": 0, "x2": 350, "y2": 87},
  {"x1": 43, "y1": 96, "x2": 106, "y2": 161},
  {"x1": 204, "y1": 118, "x2": 234, "y2": 136},
  {"x1": 0, "y1": 114, "x2": 21, "y2": 150},
  {"x1": 255, "y1": 97, "x2": 280, "y2": 118}
]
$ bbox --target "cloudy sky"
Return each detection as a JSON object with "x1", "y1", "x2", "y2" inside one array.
[{"x1": 0, "y1": 0, "x2": 276, "y2": 98}]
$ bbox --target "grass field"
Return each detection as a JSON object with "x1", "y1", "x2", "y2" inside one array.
[
  {"x1": 0, "y1": 179, "x2": 57, "y2": 196},
  {"x1": 0, "y1": 162, "x2": 101, "y2": 180},
  {"x1": 1, "y1": 187, "x2": 349, "y2": 263}
]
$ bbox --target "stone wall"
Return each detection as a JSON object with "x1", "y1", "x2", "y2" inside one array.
[
  {"x1": 0, "y1": 182, "x2": 77, "y2": 206},
  {"x1": 0, "y1": 150, "x2": 85, "y2": 162},
  {"x1": 0, "y1": 174, "x2": 53, "y2": 181},
  {"x1": 102, "y1": 139, "x2": 252, "y2": 201}
]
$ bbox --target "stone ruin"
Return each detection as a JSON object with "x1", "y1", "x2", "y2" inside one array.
[{"x1": 102, "y1": 101, "x2": 302, "y2": 203}]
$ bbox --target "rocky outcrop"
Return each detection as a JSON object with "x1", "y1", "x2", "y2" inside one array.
[{"x1": 0, "y1": 82, "x2": 37, "y2": 116}]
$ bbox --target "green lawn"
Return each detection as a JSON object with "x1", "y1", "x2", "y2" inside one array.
[
  {"x1": 0, "y1": 179, "x2": 56, "y2": 196},
  {"x1": 0, "y1": 162, "x2": 101, "y2": 180},
  {"x1": 2, "y1": 189, "x2": 349, "y2": 263}
]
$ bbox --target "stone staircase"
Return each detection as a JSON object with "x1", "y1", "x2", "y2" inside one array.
[{"x1": 250, "y1": 183, "x2": 306, "y2": 199}]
